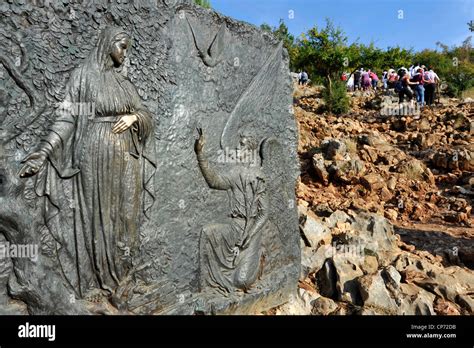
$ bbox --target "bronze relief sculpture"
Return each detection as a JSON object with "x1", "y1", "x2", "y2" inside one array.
[
  {"x1": 0, "y1": 1, "x2": 299, "y2": 315},
  {"x1": 18, "y1": 27, "x2": 156, "y2": 301}
]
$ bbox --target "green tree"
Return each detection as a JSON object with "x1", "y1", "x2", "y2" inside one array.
[
  {"x1": 444, "y1": 38, "x2": 474, "y2": 97},
  {"x1": 343, "y1": 43, "x2": 413, "y2": 76},
  {"x1": 413, "y1": 49, "x2": 450, "y2": 73},
  {"x1": 294, "y1": 19, "x2": 350, "y2": 113},
  {"x1": 194, "y1": 0, "x2": 211, "y2": 9},
  {"x1": 322, "y1": 79, "x2": 349, "y2": 114},
  {"x1": 381, "y1": 46, "x2": 413, "y2": 70},
  {"x1": 358, "y1": 43, "x2": 384, "y2": 71}
]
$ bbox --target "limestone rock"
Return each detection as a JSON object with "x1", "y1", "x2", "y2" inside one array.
[
  {"x1": 321, "y1": 139, "x2": 347, "y2": 160},
  {"x1": 358, "y1": 271, "x2": 398, "y2": 314},
  {"x1": 311, "y1": 296, "x2": 338, "y2": 315},
  {"x1": 301, "y1": 211, "x2": 332, "y2": 248},
  {"x1": 398, "y1": 283, "x2": 436, "y2": 315},
  {"x1": 275, "y1": 288, "x2": 318, "y2": 316},
  {"x1": 312, "y1": 153, "x2": 329, "y2": 185}
]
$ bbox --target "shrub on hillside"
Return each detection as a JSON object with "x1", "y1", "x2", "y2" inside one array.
[{"x1": 323, "y1": 80, "x2": 349, "y2": 114}]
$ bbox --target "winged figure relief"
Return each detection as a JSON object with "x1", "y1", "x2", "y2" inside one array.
[{"x1": 220, "y1": 41, "x2": 283, "y2": 150}]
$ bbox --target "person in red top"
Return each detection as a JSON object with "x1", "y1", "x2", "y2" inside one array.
[
  {"x1": 388, "y1": 69, "x2": 398, "y2": 89},
  {"x1": 369, "y1": 70, "x2": 379, "y2": 90},
  {"x1": 411, "y1": 68, "x2": 426, "y2": 106}
]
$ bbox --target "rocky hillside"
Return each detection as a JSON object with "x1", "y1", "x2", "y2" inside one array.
[{"x1": 271, "y1": 86, "x2": 473, "y2": 315}]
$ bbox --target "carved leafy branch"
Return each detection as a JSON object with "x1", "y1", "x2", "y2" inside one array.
[{"x1": 0, "y1": 32, "x2": 47, "y2": 143}]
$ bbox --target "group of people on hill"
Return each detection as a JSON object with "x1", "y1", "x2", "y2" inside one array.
[
  {"x1": 392, "y1": 65, "x2": 440, "y2": 106},
  {"x1": 343, "y1": 64, "x2": 440, "y2": 106},
  {"x1": 344, "y1": 69, "x2": 380, "y2": 91}
]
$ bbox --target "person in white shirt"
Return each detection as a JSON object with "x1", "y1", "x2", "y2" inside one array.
[
  {"x1": 409, "y1": 64, "x2": 420, "y2": 78},
  {"x1": 424, "y1": 67, "x2": 440, "y2": 106},
  {"x1": 347, "y1": 74, "x2": 354, "y2": 91}
]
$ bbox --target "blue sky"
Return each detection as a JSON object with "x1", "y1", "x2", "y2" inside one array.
[{"x1": 211, "y1": 0, "x2": 474, "y2": 51}]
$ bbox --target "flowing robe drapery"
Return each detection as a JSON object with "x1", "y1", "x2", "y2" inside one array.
[{"x1": 33, "y1": 27, "x2": 156, "y2": 298}]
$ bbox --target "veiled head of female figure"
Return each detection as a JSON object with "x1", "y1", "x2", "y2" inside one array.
[
  {"x1": 110, "y1": 34, "x2": 130, "y2": 68},
  {"x1": 88, "y1": 26, "x2": 130, "y2": 70}
]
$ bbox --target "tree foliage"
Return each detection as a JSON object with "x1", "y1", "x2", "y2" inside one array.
[
  {"x1": 292, "y1": 19, "x2": 350, "y2": 113},
  {"x1": 322, "y1": 79, "x2": 350, "y2": 114},
  {"x1": 193, "y1": 0, "x2": 211, "y2": 9}
]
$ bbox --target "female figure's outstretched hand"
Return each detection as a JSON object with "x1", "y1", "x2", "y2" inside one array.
[{"x1": 19, "y1": 151, "x2": 48, "y2": 177}]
